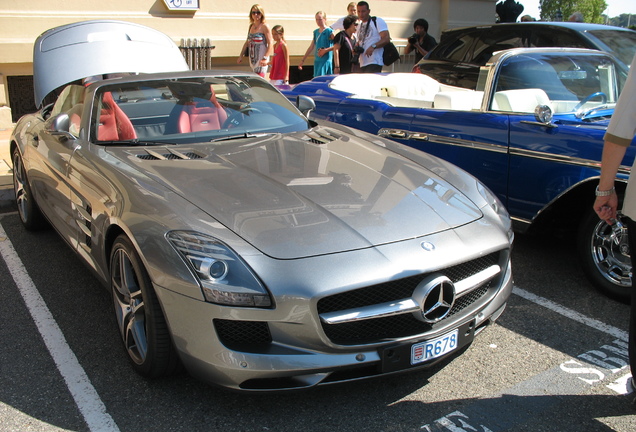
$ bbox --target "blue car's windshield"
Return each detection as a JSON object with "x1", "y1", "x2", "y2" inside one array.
[
  {"x1": 491, "y1": 51, "x2": 626, "y2": 115},
  {"x1": 91, "y1": 76, "x2": 309, "y2": 144}
]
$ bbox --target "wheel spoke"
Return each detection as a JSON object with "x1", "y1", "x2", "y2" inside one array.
[
  {"x1": 125, "y1": 301, "x2": 147, "y2": 362},
  {"x1": 13, "y1": 154, "x2": 28, "y2": 221},
  {"x1": 111, "y1": 246, "x2": 148, "y2": 365}
]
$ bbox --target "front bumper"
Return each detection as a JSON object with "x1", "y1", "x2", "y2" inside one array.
[{"x1": 154, "y1": 252, "x2": 513, "y2": 391}]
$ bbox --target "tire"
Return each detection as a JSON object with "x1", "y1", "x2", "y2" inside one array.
[
  {"x1": 110, "y1": 235, "x2": 180, "y2": 377},
  {"x1": 577, "y1": 207, "x2": 631, "y2": 303},
  {"x1": 12, "y1": 148, "x2": 47, "y2": 230}
]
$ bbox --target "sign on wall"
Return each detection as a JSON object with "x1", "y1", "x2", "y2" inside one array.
[{"x1": 163, "y1": 0, "x2": 199, "y2": 11}]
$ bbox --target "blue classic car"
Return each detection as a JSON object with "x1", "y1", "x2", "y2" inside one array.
[{"x1": 285, "y1": 48, "x2": 634, "y2": 301}]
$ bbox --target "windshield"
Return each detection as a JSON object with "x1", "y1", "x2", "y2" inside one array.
[
  {"x1": 489, "y1": 51, "x2": 627, "y2": 115},
  {"x1": 91, "y1": 76, "x2": 309, "y2": 144}
]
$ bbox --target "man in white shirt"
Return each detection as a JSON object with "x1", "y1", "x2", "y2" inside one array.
[
  {"x1": 354, "y1": 1, "x2": 390, "y2": 73},
  {"x1": 593, "y1": 54, "x2": 636, "y2": 396}
]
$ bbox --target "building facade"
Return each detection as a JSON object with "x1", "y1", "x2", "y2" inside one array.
[{"x1": 0, "y1": 0, "x2": 496, "y2": 128}]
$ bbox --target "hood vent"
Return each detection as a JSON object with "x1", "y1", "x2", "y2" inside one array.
[
  {"x1": 136, "y1": 148, "x2": 204, "y2": 161},
  {"x1": 304, "y1": 129, "x2": 339, "y2": 144}
]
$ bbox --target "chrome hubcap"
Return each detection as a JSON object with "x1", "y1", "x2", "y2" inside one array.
[{"x1": 590, "y1": 216, "x2": 631, "y2": 287}]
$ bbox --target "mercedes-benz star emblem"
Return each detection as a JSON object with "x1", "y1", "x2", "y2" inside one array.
[
  {"x1": 411, "y1": 275, "x2": 456, "y2": 323},
  {"x1": 421, "y1": 241, "x2": 435, "y2": 251}
]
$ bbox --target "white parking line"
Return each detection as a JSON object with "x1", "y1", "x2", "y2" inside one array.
[
  {"x1": 513, "y1": 286, "x2": 629, "y2": 341},
  {"x1": 0, "y1": 221, "x2": 120, "y2": 432}
]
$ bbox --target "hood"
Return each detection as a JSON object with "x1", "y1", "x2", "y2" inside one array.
[
  {"x1": 110, "y1": 133, "x2": 483, "y2": 259},
  {"x1": 33, "y1": 20, "x2": 189, "y2": 107}
]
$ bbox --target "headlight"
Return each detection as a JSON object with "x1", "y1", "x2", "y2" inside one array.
[
  {"x1": 477, "y1": 182, "x2": 514, "y2": 245},
  {"x1": 167, "y1": 231, "x2": 272, "y2": 307}
]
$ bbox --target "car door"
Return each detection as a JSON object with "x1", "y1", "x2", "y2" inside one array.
[
  {"x1": 30, "y1": 120, "x2": 80, "y2": 246},
  {"x1": 403, "y1": 109, "x2": 511, "y2": 206},
  {"x1": 26, "y1": 85, "x2": 87, "y2": 247},
  {"x1": 506, "y1": 117, "x2": 633, "y2": 222},
  {"x1": 329, "y1": 99, "x2": 416, "y2": 140}
]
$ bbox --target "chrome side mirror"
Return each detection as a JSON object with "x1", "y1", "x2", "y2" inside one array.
[
  {"x1": 297, "y1": 95, "x2": 316, "y2": 118},
  {"x1": 46, "y1": 113, "x2": 78, "y2": 140},
  {"x1": 534, "y1": 105, "x2": 553, "y2": 124}
]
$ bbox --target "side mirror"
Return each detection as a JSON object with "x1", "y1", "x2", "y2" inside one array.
[
  {"x1": 296, "y1": 95, "x2": 316, "y2": 118},
  {"x1": 534, "y1": 105, "x2": 553, "y2": 124},
  {"x1": 45, "y1": 113, "x2": 77, "y2": 140}
]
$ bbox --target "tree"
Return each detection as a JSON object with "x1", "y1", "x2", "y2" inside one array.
[
  {"x1": 540, "y1": 0, "x2": 607, "y2": 23},
  {"x1": 608, "y1": 13, "x2": 636, "y2": 28}
]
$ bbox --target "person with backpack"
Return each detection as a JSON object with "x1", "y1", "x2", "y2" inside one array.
[{"x1": 354, "y1": 1, "x2": 390, "y2": 73}]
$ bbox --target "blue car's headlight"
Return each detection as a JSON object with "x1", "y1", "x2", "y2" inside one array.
[
  {"x1": 477, "y1": 182, "x2": 514, "y2": 245},
  {"x1": 167, "y1": 231, "x2": 272, "y2": 307}
]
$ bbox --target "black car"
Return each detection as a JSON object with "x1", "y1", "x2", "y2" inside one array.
[{"x1": 414, "y1": 22, "x2": 636, "y2": 89}]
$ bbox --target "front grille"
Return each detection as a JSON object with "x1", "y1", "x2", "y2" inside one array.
[
  {"x1": 317, "y1": 252, "x2": 501, "y2": 345},
  {"x1": 214, "y1": 319, "x2": 272, "y2": 351},
  {"x1": 317, "y1": 253, "x2": 499, "y2": 314}
]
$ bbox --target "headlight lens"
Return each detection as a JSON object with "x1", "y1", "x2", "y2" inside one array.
[
  {"x1": 167, "y1": 231, "x2": 272, "y2": 307},
  {"x1": 477, "y1": 182, "x2": 514, "y2": 244}
]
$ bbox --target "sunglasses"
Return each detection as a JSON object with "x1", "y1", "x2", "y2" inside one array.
[{"x1": 251, "y1": 11, "x2": 261, "y2": 15}]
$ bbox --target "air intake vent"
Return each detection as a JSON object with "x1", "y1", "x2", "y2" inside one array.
[
  {"x1": 135, "y1": 149, "x2": 204, "y2": 161},
  {"x1": 304, "y1": 129, "x2": 338, "y2": 144}
]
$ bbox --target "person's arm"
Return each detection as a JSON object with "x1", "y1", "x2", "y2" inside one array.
[
  {"x1": 365, "y1": 30, "x2": 389, "y2": 57},
  {"x1": 332, "y1": 42, "x2": 342, "y2": 73},
  {"x1": 593, "y1": 140, "x2": 627, "y2": 223},
  {"x1": 298, "y1": 40, "x2": 315, "y2": 70},
  {"x1": 365, "y1": 18, "x2": 391, "y2": 57},
  {"x1": 318, "y1": 46, "x2": 335, "y2": 56},
  {"x1": 237, "y1": 39, "x2": 249, "y2": 64},
  {"x1": 261, "y1": 24, "x2": 274, "y2": 66},
  {"x1": 282, "y1": 42, "x2": 290, "y2": 82},
  {"x1": 414, "y1": 43, "x2": 429, "y2": 58}
]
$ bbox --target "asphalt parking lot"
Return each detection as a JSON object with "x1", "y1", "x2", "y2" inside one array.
[{"x1": 0, "y1": 197, "x2": 635, "y2": 431}]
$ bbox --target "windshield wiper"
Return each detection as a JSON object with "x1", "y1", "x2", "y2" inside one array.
[
  {"x1": 210, "y1": 132, "x2": 271, "y2": 142},
  {"x1": 97, "y1": 139, "x2": 176, "y2": 146}
]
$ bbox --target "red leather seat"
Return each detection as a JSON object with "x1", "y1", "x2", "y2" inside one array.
[
  {"x1": 177, "y1": 87, "x2": 228, "y2": 133},
  {"x1": 97, "y1": 91, "x2": 137, "y2": 141}
]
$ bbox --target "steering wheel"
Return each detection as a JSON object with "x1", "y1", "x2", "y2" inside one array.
[
  {"x1": 574, "y1": 92, "x2": 607, "y2": 111},
  {"x1": 222, "y1": 106, "x2": 262, "y2": 129}
]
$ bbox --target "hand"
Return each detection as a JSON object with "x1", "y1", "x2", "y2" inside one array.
[
  {"x1": 593, "y1": 193, "x2": 618, "y2": 223},
  {"x1": 237, "y1": 56, "x2": 243, "y2": 64},
  {"x1": 365, "y1": 46, "x2": 375, "y2": 57}
]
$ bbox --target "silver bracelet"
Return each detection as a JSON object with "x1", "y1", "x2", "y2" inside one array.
[{"x1": 595, "y1": 186, "x2": 615, "y2": 197}]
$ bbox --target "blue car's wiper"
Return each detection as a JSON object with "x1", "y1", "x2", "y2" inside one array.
[{"x1": 97, "y1": 139, "x2": 176, "y2": 146}]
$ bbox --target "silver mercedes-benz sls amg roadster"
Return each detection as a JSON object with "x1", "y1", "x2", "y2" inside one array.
[{"x1": 10, "y1": 20, "x2": 513, "y2": 391}]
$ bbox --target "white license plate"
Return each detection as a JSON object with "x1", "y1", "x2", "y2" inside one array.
[{"x1": 411, "y1": 329, "x2": 458, "y2": 365}]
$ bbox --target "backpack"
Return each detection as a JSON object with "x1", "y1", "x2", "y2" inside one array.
[{"x1": 371, "y1": 17, "x2": 400, "y2": 66}]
